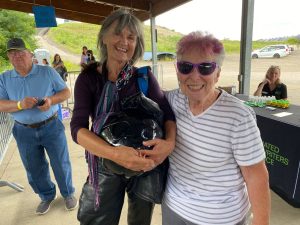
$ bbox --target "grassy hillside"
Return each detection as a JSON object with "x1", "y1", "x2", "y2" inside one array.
[
  {"x1": 47, "y1": 22, "x2": 287, "y2": 56},
  {"x1": 0, "y1": 22, "x2": 290, "y2": 73},
  {"x1": 48, "y1": 22, "x2": 99, "y2": 56},
  {"x1": 47, "y1": 22, "x2": 183, "y2": 55}
]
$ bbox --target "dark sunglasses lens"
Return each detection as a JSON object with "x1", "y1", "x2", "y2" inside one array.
[
  {"x1": 177, "y1": 62, "x2": 194, "y2": 74},
  {"x1": 198, "y1": 63, "x2": 216, "y2": 75}
]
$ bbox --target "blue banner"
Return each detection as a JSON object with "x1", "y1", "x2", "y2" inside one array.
[{"x1": 32, "y1": 6, "x2": 57, "y2": 28}]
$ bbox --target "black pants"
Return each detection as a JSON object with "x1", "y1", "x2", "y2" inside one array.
[{"x1": 77, "y1": 161, "x2": 154, "y2": 225}]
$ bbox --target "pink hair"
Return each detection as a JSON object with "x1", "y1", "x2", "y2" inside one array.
[{"x1": 176, "y1": 31, "x2": 225, "y2": 65}]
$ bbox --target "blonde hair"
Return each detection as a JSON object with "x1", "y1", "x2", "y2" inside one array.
[{"x1": 266, "y1": 65, "x2": 281, "y2": 85}]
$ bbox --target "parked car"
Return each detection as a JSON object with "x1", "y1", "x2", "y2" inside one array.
[
  {"x1": 289, "y1": 46, "x2": 294, "y2": 52},
  {"x1": 251, "y1": 44, "x2": 289, "y2": 58},
  {"x1": 275, "y1": 44, "x2": 291, "y2": 54}
]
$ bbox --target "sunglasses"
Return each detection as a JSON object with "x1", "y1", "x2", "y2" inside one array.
[{"x1": 176, "y1": 61, "x2": 217, "y2": 76}]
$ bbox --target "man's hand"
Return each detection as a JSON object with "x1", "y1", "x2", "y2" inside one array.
[
  {"x1": 37, "y1": 97, "x2": 52, "y2": 111},
  {"x1": 20, "y1": 97, "x2": 38, "y2": 109}
]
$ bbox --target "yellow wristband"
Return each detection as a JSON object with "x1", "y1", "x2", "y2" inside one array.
[{"x1": 17, "y1": 101, "x2": 23, "y2": 110}]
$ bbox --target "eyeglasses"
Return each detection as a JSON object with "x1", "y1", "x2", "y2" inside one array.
[
  {"x1": 176, "y1": 61, "x2": 217, "y2": 76},
  {"x1": 8, "y1": 50, "x2": 26, "y2": 57}
]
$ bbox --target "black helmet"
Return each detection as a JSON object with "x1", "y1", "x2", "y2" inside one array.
[
  {"x1": 99, "y1": 112, "x2": 163, "y2": 177},
  {"x1": 120, "y1": 92, "x2": 164, "y2": 127}
]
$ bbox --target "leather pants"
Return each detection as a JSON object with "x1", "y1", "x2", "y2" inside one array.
[{"x1": 77, "y1": 161, "x2": 154, "y2": 225}]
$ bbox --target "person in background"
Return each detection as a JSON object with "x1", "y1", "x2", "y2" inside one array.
[
  {"x1": 86, "y1": 49, "x2": 96, "y2": 64},
  {"x1": 42, "y1": 58, "x2": 49, "y2": 65},
  {"x1": 155, "y1": 31, "x2": 270, "y2": 225},
  {"x1": 80, "y1": 46, "x2": 88, "y2": 70},
  {"x1": 70, "y1": 9, "x2": 176, "y2": 225},
  {"x1": 254, "y1": 65, "x2": 287, "y2": 100},
  {"x1": 0, "y1": 38, "x2": 78, "y2": 215},
  {"x1": 32, "y1": 57, "x2": 38, "y2": 64},
  {"x1": 52, "y1": 53, "x2": 67, "y2": 81}
]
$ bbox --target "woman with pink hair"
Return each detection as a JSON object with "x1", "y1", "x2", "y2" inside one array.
[{"x1": 149, "y1": 32, "x2": 270, "y2": 225}]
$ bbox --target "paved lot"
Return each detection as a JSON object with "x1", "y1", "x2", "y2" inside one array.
[
  {"x1": 0, "y1": 120, "x2": 162, "y2": 225},
  {"x1": 1, "y1": 50, "x2": 300, "y2": 225},
  {"x1": 1, "y1": 119, "x2": 300, "y2": 225}
]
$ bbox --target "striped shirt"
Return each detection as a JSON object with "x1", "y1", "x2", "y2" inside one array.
[{"x1": 164, "y1": 89, "x2": 265, "y2": 225}]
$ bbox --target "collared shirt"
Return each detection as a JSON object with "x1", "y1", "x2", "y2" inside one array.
[{"x1": 0, "y1": 64, "x2": 67, "y2": 124}]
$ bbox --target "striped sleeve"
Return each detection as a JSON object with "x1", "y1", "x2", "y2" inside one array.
[{"x1": 232, "y1": 105, "x2": 266, "y2": 166}]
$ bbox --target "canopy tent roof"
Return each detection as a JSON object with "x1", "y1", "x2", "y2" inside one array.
[
  {"x1": 0, "y1": 0, "x2": 191, "y2": 24},
  {"x1": 0, "y1": 0, "x2": 255, "y2": 95}
]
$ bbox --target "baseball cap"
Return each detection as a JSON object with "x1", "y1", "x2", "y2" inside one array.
[{"x1": 6, "y1": 38, "x2": 27, "y2": 52}]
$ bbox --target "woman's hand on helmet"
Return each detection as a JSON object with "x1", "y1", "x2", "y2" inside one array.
[
  {"x1": 139, "y1": 138, "x2": 174, "y2": 165},
  {"x1": 112, "y1": 146, "x2": 155, "y2": 172}
]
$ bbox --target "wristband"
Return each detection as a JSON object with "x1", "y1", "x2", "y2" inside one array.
[{"x1": 17, "y1": 101, "x2": 23, "y2": 110}]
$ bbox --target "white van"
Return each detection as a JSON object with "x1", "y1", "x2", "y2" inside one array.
[
  {"x1": 251, "y1": 44, "x2": 290, "y2": 59},
  {"x1": 33, "y1": 49, "x2": 51, "y2": 65}
]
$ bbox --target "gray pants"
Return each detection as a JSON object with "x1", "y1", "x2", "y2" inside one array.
[{"x1": 162, "y1": 202, "x2": 250, "y2": 225}]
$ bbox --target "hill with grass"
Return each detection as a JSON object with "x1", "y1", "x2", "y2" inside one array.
[
  {"x1": 0, "y1": 22, "x2": 292, "y2": 72},
  {"x1": 47, "y1": 22, "x2": 184, "y2": 56},
  {"x1": 47, "y1": 22, "x2": 289, "y2": 57}
]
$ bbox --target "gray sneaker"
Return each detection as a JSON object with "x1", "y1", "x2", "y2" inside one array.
[
  {"x1": 36, "y1": 196, "x2": 56, "y2": 215},
  {"x1": 65, "y1": 195, "x2": 78, "y2": 211}
]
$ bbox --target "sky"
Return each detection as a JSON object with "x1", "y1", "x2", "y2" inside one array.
[{"x1": 145, "y1": 0, "x2": 300, "y2": 40}]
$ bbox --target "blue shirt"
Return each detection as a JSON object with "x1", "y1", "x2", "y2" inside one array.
[{"x1": 0, "y1": 64, "x2": 67, "y2": 124}]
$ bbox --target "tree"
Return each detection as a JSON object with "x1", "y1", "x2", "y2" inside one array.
[{"x1": 0, "y1": 10, "x2": 37, "y2": 68}]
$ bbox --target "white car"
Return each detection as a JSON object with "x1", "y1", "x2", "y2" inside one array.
[{"x1": 251, "y1": 45, "x2": 289, "y2": 58}]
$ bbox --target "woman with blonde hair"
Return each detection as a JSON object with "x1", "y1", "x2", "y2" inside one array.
[{"x1": 254, "y1": 65, "x2": 287, "y2": 99}]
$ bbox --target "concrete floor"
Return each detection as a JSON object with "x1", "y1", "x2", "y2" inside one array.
[{"x1": 1, "y1": 119, "x2": 300, "y2": 225}]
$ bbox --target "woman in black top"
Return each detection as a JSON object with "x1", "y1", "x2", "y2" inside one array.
[{"x1": 254, "y1": 65, "x2": 287, "y2": 100}]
